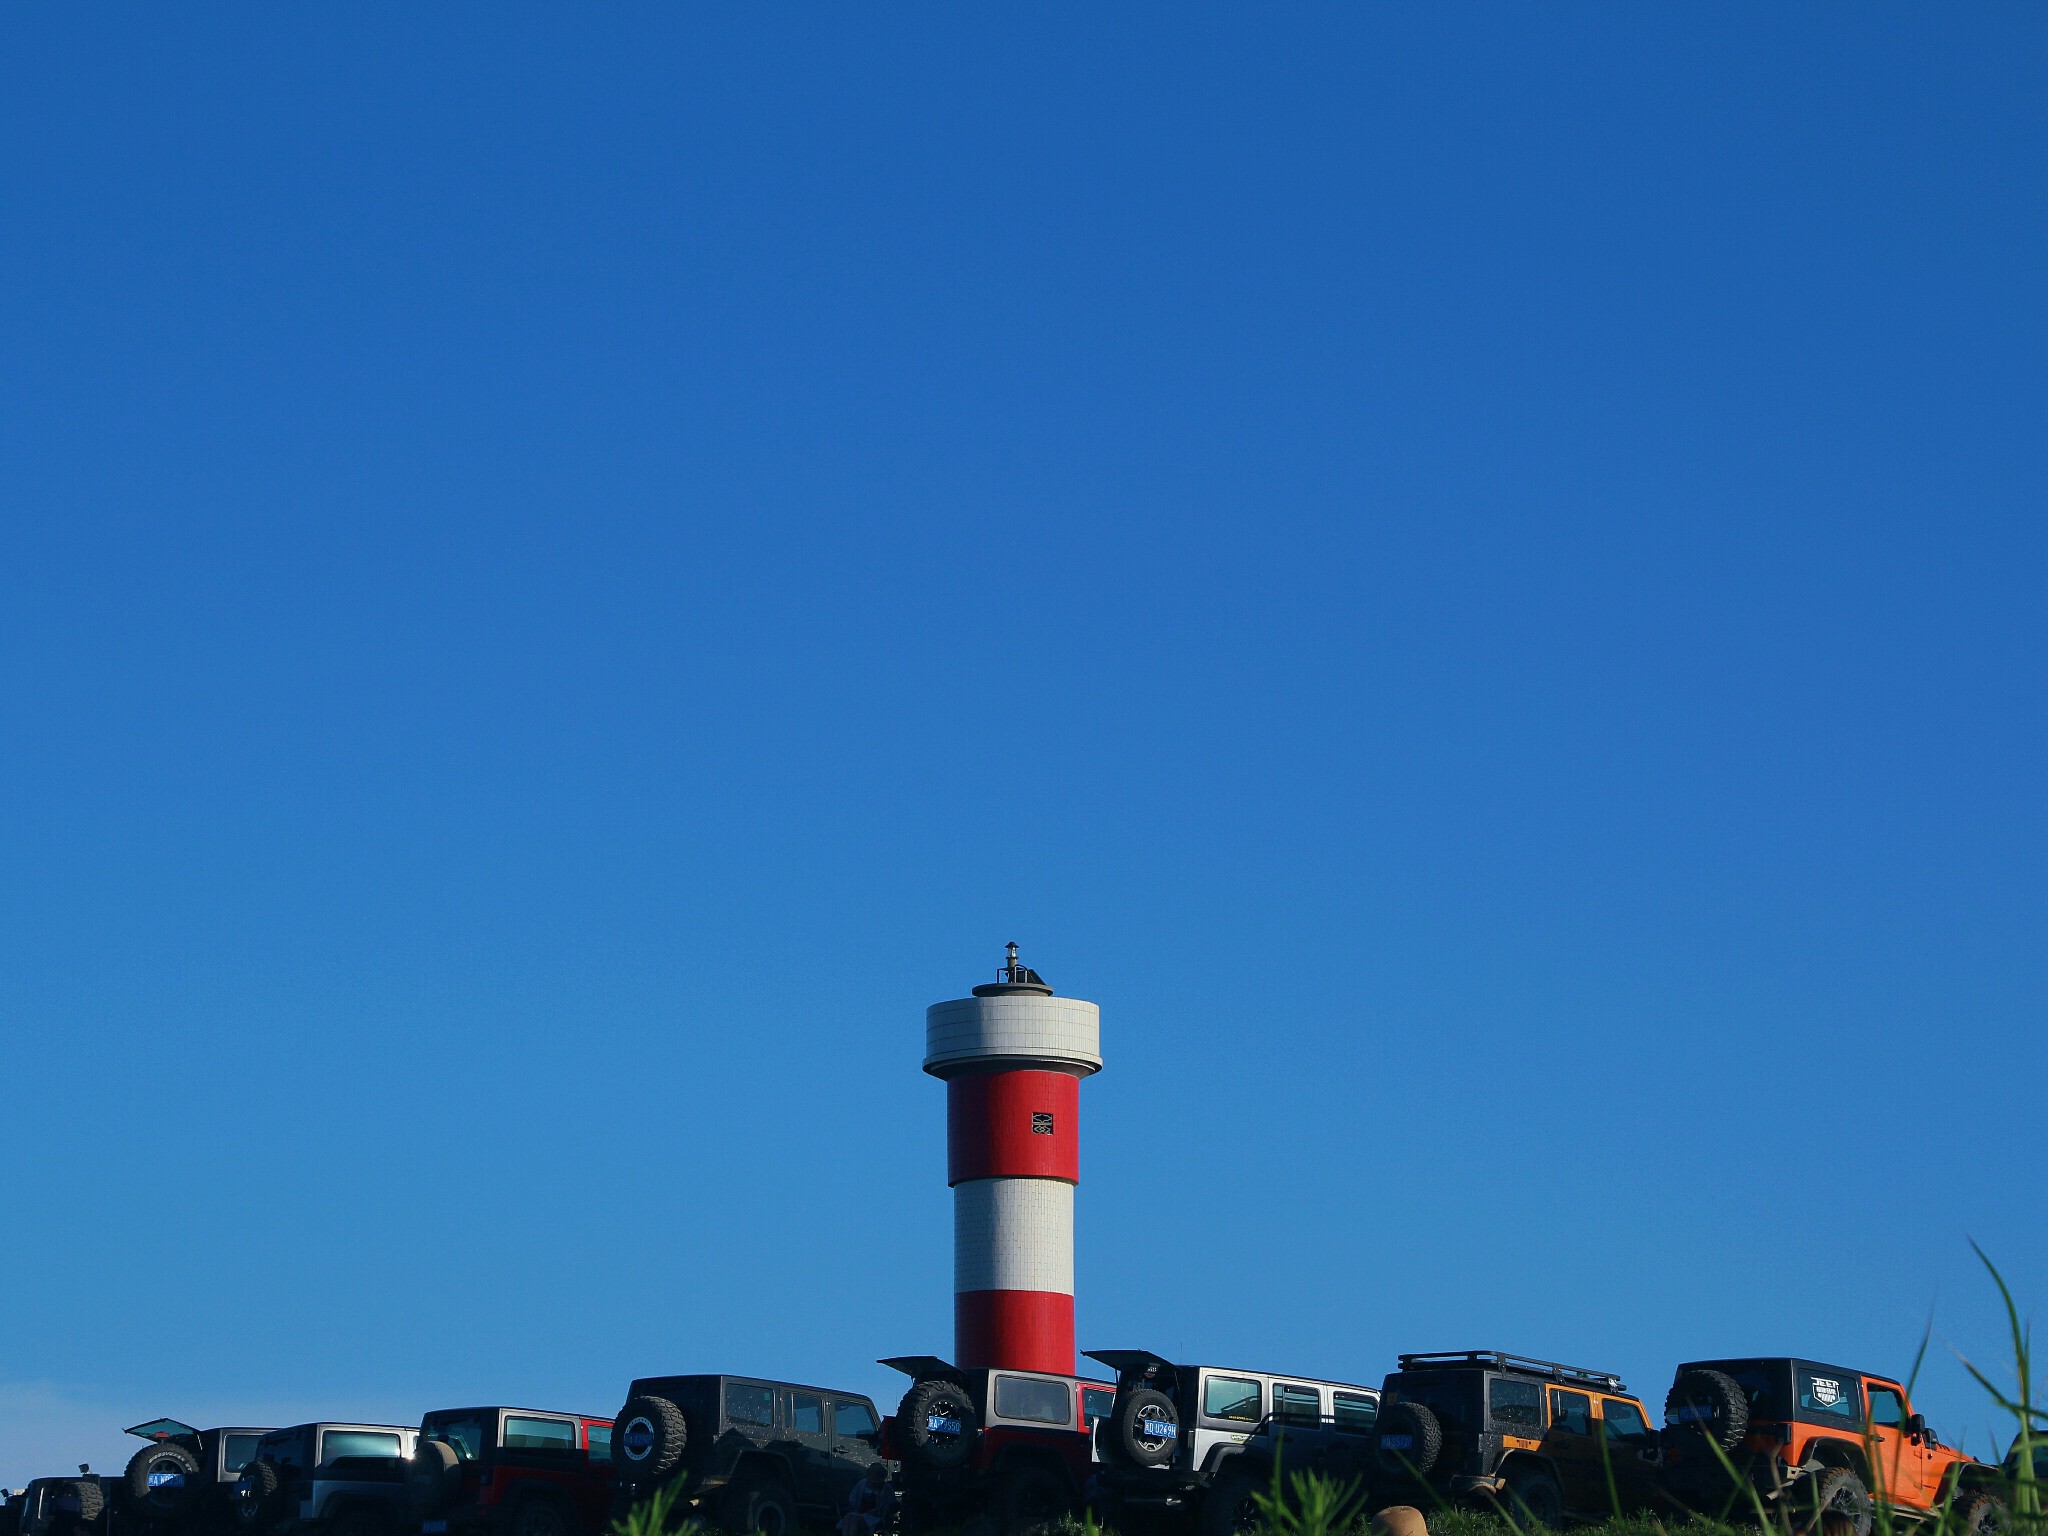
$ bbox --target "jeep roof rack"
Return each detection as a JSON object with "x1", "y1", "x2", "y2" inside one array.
[{"x1": 1396, "y1": 1351, "x2": 1625, "y2": 1393}]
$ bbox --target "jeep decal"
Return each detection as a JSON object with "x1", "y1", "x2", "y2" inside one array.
[{"x1": 1811, "y1": 1378, "x2": 1841, "y2": 1407}]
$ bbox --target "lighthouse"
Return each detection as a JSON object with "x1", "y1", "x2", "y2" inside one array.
[{"x1": 925, "y1": 945, "x2": 1101, "y2": 1377}]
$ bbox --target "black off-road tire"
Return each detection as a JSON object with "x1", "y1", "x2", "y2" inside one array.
[
  {"x1": 126, "y1": 1442, "x2": 203, "y2": 1517},
  {"x1": 1502, "y1": 1465, "x2": 1563, "y2": 1531},
  {"x1": 1664, "y1": 1369, "x2": 1750, "y2": 1453},
  {"x1": 1109, "y1": 1389, "x2": 1180, "y2": 1469},
  {"x1": 613, "y1": 1395, "x2": 690, "y2": 1487},
  {"x1": 1954, "y1": 1492, "x2": 2010, "y2": 1536},
  {"x1": 234, "y1": 1461, "x2": 284, "y2": 1531},
  {"x1": 715, "y1": 1481, "x2": 796, "y2": 1536},
  {"x1": 509, "y1": 1499, "x2": 572, "y2": 1536},
  {"x1": 63, "y1": 1484, "x2": 104, "y2": 1526},
  {"x1": 1373, "y1": 1402, "x2": 1444, "y2": 1479},
  {"x1": 991, "y1": 1466, "x2": 1074, "y2": 1536},
  {"x1": 896, "y1": 1379, "x2": 979, "y2": 1472},
  {"x1": 1799, "y1": 1467, "x2": 1872, "y2": 1536},
  {"x1": 1198, "y1": 1466, "x2": 1265, "y2": 1536},
  {"x1": 408, "y1": 1441, "x2": 463, "y2": 1515}
]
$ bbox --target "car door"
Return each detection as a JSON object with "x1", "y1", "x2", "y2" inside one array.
[
  {"x1": 1863, "y1": 1382, "x2": 1921, "y2": 1505},
  {"x1": 828, "y1": 1400, "x2": 881, "y2": 1502},
  {"x1": 781, "y1": 1391, "x2": 834, "y2": 1509},
  {"x1": 1595, "y1": 1398, "x2": 1659, "y2": 1511},
  {"x1": 1544, "y1": 1389, "x2": 1600, "y2": 1510}
]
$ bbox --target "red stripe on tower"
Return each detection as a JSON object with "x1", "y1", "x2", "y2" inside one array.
[{"x1": 925, "y1": 945, "x2": 1102, "y2": 1378}]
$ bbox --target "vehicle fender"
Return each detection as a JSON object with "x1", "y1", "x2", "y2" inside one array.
[
  {"x1": 1495, "y1": 1450, "x2": 1561, "y2": 1485},
  {"x1": 1201, "y1": 1448, "x2": 1268, "y2": 1486}
]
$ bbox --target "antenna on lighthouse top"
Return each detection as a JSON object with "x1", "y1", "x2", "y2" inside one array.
[{"x1": 973, "y1": 940, "x2": 1054, "y2": 997}]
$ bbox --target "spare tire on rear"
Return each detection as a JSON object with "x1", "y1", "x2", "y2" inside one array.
[
  {"x1": 1664, "y1": 1369, "x2": 1749, "y2": 1453},
  {"x1": 1108, "y1": 1389, "x2": 1179, "y2": 1468},
  {"x1": 1373, "y1": 1402, "x2": 1443, "y2": 1478},
  {"x1": 613, "y1": 1396, "x2": 689, "y2": 1487},
  {"x1": 64, "y1": 1483, "x2": 105, "y2": 1526},
  {"x1": 408, "y1": 1441, "x2": 462, "y2": 1514},
  {"x1": 895, "y1": 1379, "x2": 979, "y2": 1472},
  {"x1": 234, "y1": 1461, "x2": 285, "y2": 1531},
  {"x1": 126, "y1": 1441, "x2": 203, "y2": 1517}
]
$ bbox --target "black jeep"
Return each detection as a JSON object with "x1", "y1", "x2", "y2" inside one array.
[
  {"x1": 233, "y1": 1425, "x2": 418, "y2": 1536},
  {"x1": 1369, "y1": 1351, "x2": 1663, "y2": 1527},
  {"x1": 121, "y1": 1421, "x2": 275, "y2": 1535},
  {"x1": 610, "y1": 1375, "x2": 885, "y2": 1536},
  {"x1": 1086, "y1": 1350, "x2": 1381, "y2": 1536},
  {"x1": 880, "y1": 1356, "x2": 1111, "y2": 1536},
  {"x1": 13, "y1": 1476, "x2": 116, "y2": 1536}
]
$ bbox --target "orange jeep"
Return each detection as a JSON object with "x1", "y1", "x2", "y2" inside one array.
[{"x1": 1661, "y1": 1357, "x2": 2006, "y2": 1535}]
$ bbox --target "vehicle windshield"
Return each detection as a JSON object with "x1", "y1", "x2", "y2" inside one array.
[
  {"x1": 422, "y1": 1415, "x2": 490, "y2": 1462},
  {"x1": 1383, "y1": 1374, "x2": 1479, "y2": 1438}
]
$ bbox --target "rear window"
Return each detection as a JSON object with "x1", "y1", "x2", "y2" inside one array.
[
  {"x1": 1490, "y1": 1379, "x2": 1542, "y2": 1430},
  {"x1": 1082, "y1": 1388, "x2": 1115, "y2": 1428},
  {"x1": 321, "y1": 1430, "x2": 402, "y2": 1463},
  {"x1": 504, "y1": 1417, "x2": 578, "y2": 1452},
  {"x1": 255, "y1": 1431, "x2": 309, "y2": 1473},
  {"x1": 726, "y1": 1384, "x2": 776, "y2": 1428},
  {"x1": 1384, "y1": 1374, "x2": 1479, "y2": 1438},
  {"x1": 1334, "y1": 1393, "x2": 1377, "y2": 1433},
  {"x1": 994, "y1": 1376, "x2": 1073, "y2": 1426},
  {"x1": 223, "y1": 1436, "x2": 264, "y2": 1474},
  {"x1": 1204, "y1": 1376, "x2": 1262, "y2": 1423},
  {"x1": 1684, "y1": 1361, "x2": 1791, "y2": 1421},
  {"x1": 1796, "y1": 1368, "x2": 1861, "y2": 1424},
  {"x1": 422, "y1": 1416, "x2": 487, "y2": 1461},
  {"x1": 585, "y1": 1426, "x2": 611, "y2": 1463}
]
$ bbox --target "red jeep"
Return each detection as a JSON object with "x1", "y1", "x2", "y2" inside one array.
[
  {"x1": 879, "y1": 1357, "x2": 1114, "y2": 1536},
  {"x1": 408, "y1": 1408, "x2": 614, "y2": 1536}
]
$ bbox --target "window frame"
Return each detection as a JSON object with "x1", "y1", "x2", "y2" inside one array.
[{"x1": 1201, "y1": 1374, "x2": 1264, "y2": 1425}]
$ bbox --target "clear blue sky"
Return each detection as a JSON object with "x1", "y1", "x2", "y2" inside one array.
[{"x1": 3, "y1": 2, "x2": 2044, "y2": 1490}]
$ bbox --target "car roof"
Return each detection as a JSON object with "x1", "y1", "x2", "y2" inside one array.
[
  {"x1": 629, "y1": 1374, "x2": 875, "y2": 1402},
  {"x1": 426, "y1": 1406, "x2": 602, "y2": 1419},
  {"x1": 1677, "y1": 1357, "x2": 1875, "y2": 1384}
]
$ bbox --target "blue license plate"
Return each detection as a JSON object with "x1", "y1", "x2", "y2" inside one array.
[
  {"x1": 1143, "y1": 1421, "x2": 1178, "y2": 1440},
  {"x1": 1381, "y1": 1434, "x2": 1414, "y2": 1450},
  {"x1": 926, "y1": 1416, "x2": 961, "y2": 1436},
  {"x1": 149, "y1": 1474, "x2": 186, "y2": 1490},
  {"x1": 424, "y1": 1522, "x2": 448, "y2": 1533}
]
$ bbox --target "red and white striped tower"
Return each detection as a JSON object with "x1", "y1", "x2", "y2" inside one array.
[{"x1": 925, "y1": 945, "x2": 1102, "y2": 1378}]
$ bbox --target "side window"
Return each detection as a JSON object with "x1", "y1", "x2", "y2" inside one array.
[
  {"x1": 1491, "y1": 1379, "x2": 1542, "y2": 1429},
  {"x1": 1866, "y1": 1386, "x2": 1905, "y2": 1429},
  {"x1": 586, "y1": 1426, "x2": 612, "y2": 1463},
  {"x1": 993, "y1": 1376, "x2": 1075, "y2": 1426},
  {"x1": 256, "y1": 1435, "x2": 304, "y2": 1474},
  {"x1": 1549, "y1": 1391, "x2": 1592, "y2": 1437},
  {"x1": 831, "y1": 1402, "x2": 878, "y2": 1441},
  {"x1": 1601, "y1": 1400, "x2": 1653, "y2": 1446},
  {"x1": 1798, "y1": 1370, "x2": 1860, "y2": 1422},
  {"x1": 223, "y1": 1436, "x2": 264, "y2": 1474},
  {"x1": 726, "y1": 1384, "x2": 777, "y2": 1429},
  {"x1": 1083, "y1": 1389, "x2": 1115, "y2": 1429},
  {"x1": 504, "y1": 1417, "x2": 578, "y2": 1452},
  {"x1": 1204, "y1": 1376, "x2": 1262, "y2": 1423},
  {"x1": 789, "y1": 1394, "x2": 824, "y2": 1436},
  {"x1": 1273, "y1": 1384, "x2": 1321, "y2": 1428},
  {"x1": 1333, "y1": 1393, "x2": 1378, "y2": 1434}
]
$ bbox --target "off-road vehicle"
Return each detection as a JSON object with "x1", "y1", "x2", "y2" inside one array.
[
  {"x1": 609, "y1": 1374, "x2": 885, "y2": 1536},
  {"x1": 12, "y1": 1476, "x2": 115, "y2": 1536},
  {"x1": 1367, "y1": 1351, "x2": 1664, "y2": 1526},
  {"x1": 120, "y1": 1420, "x2": 275, "y2": 1535},
  {"x1": 879, "y1": 1356, "x2": 1113, "y2": 1536},
  {"x1": 1662, "y1": 1358, "x2": 2004, "y2": 1536},
  {"x1": 408, "y1": 1408, "x2": 613, "y2": 1536},
  {"x1": 233, "y1": 1425, "x2": 419, "y2": 1536},
  {"x1": 1084, "y1": 1349, "x2": 1381, "y2": 1536}
]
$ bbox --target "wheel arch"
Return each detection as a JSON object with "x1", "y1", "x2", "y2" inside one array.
[{"x1": 727, "y1": 1452, "x2": 796, "y2": 1491}]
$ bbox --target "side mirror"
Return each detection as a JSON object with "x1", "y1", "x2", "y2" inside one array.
[{"x1": 1903, "y1": 1414, "x2": 1927, "y2": 1441}]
